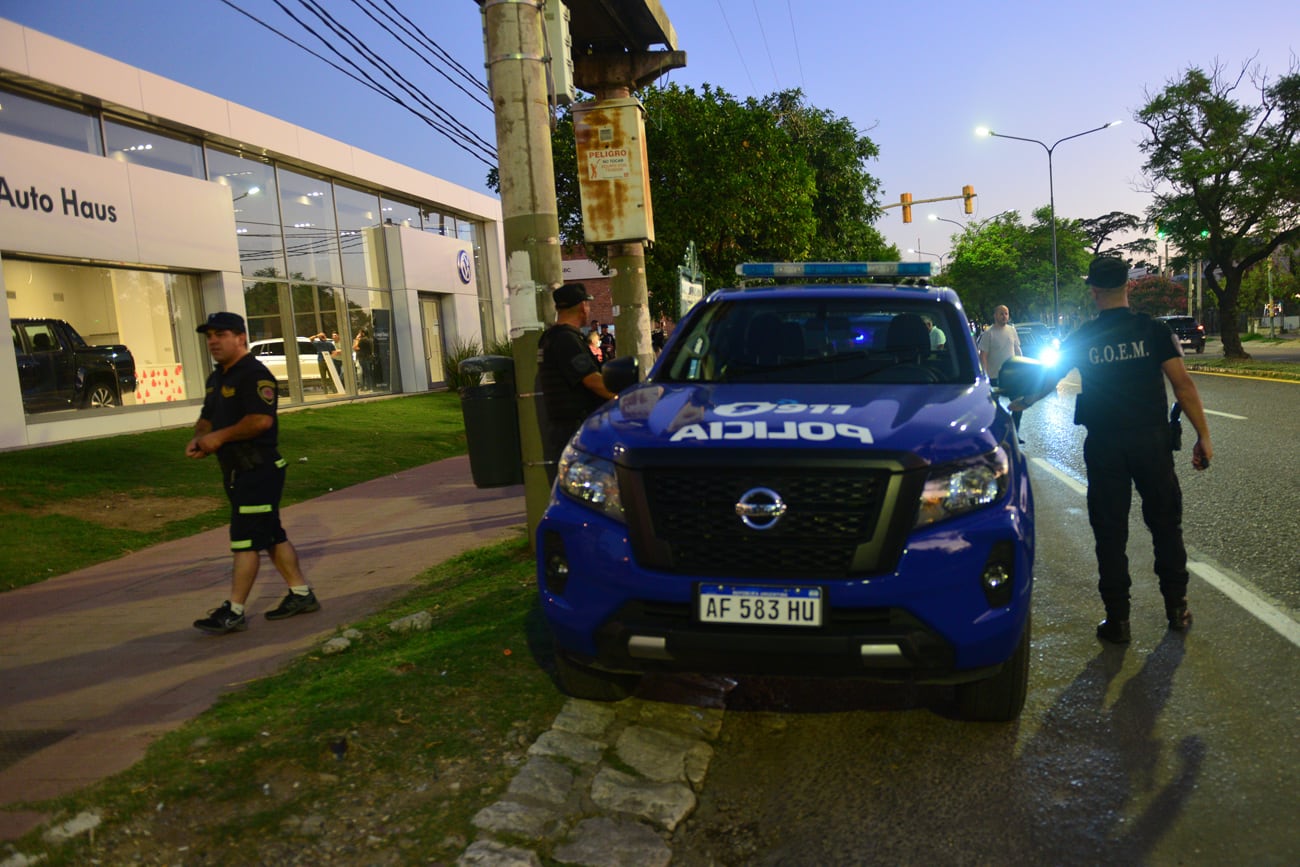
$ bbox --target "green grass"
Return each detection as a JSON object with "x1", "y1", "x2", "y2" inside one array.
[
  {"x1": 14, "y1": 538, "x2": 566, "y2": 866},
  {"x1": 0, "y1": 392, "x2": 469, "y2": 590}
]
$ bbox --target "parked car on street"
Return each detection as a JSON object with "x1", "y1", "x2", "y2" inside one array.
[
  {"x1": 1155, "y1": 315, "x2": 1206, "y2": 353},
  {"x1": 11, "y1": 317, "x2": 137, "y2": 413},
  {"x1": 536, "y1": 262, "x2": 1043, "y2": 721}
]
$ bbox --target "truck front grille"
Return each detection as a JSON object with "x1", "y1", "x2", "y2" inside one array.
[{"x1": 634, "y1": 466, "x2": 892, "y2": 577}]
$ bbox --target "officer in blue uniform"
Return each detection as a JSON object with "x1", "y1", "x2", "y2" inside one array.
[
  {"x1": 1013, "y1": 257, "x2": 1212, "y2": 643},
  {"x1": 187, "y1": 312, "x2": 320, "y2": 635}
]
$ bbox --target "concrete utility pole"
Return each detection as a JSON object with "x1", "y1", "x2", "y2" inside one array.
[{"x1": 480, "y1": 0, "x2": 564, "y2": 540}]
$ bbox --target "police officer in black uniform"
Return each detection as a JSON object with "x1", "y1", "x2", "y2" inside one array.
[
  {"x1": 1013, "y1": 257, "x2": 1212, "y2": 643},
  {"x1": 537, "y1": 284, "x2": 615, "y2": 484},
  {"x1": 188, "y1": 312, "x2": 320, "y2": 635}
]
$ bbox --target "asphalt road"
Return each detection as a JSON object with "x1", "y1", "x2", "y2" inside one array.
[{"x1": 670, "y1": 369, "x2": 1300, "y2": 866}]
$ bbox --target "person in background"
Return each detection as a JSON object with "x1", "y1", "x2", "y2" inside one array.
[
  {"x1": 188, "y1": 312, "x2": 320, "y2": 635},
  {"x1": 922, "y1": 315, "x2": 946, "y2": 351},
  {"x1": 1011, "y1": 257, "x2": 1212, "y2": 644},
  {"x1": 979, "y1": 305, "x2": 1025, "y2": 440},
  {"x1": 599, "y1": 323, "x2": 616, "y2": 359},
  {"x1": 586, "y1": 329, "x2": 603, "y2": 363},
  {"x1": 537, "y1": 284, "x2": 615, "y2": 485}
]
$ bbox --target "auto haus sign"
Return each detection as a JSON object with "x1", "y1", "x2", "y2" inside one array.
[{"x1": 0, "y1": 175, "x2": 119, "y2": 223}]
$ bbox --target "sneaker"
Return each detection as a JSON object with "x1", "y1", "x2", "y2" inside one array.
[
  {"x1": 1096, "y1": 618, "x2": 1131, "y2": 644},
  {"x1": 265, "y1": 589, "x2": 321, "y2": 621},
  {"x1": 194, "y1": 601, "x2": 247, "y2": 635}
]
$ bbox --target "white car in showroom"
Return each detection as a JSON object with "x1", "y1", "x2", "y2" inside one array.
[{"x1": 248, "y1": 337, "x2": 335, "y2": 392}]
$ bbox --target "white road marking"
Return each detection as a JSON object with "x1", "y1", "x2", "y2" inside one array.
[
  {"x1": 1030, "y1": 457, "x2": 1300, "y2": 648},
  {"x1": 1205, "y1": 409, "x2": 1247, "y2": 419}
]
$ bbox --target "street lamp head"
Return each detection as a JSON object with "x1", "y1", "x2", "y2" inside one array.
[{"x1": 975, "y1": 126, "x2": 992, "y2": 137}]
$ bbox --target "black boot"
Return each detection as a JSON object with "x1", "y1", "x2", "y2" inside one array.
[
  {"x1": 1096, "y1": 618, "x2": 1131, "y2": 644},
  {"x1": 1165, "y1": 599, "x2": 1193, "y2": 631}
]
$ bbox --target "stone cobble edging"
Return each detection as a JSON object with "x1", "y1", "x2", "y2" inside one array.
[{"x1": 458, "y1": 693, "x2": 725, "y2": 867}]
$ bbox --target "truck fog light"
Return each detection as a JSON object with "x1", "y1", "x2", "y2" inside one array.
[
  {"x1": 542, "y1": 532, "x2": 570, "y2": 595},
  {"x1": 981, "y1": 564, "x2": 1013, "y2": 608}
]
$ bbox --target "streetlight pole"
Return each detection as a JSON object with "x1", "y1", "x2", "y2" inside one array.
[
  {"x1": 928, "y1": 214, "x2": 965, "y2": 231},
  {"x1": 976, "y1": 122, "x2": 1120, "y2": 328},
  {"x1": 908, "y1": 248, "x2": 948, "y2": 270}
]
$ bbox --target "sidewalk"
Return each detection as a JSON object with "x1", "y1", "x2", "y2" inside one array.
[{"x1": 0, "y1": 455, "x2": 526, "y2": 842}]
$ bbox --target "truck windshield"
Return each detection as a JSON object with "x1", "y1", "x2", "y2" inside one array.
[{"x1": 658, "y1": 298, "x2": 972, "y2": 385}]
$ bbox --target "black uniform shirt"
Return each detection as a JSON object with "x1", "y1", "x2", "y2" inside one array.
[
  {"x1": 1059, "y1": 309, "x2": 1181, "y2": 431},
  {"x1": 199, "y1": 352, "x2": 279, "y2": 453},
  {"x1": 537, "y1": 323, "x2": 605, "y2": 424}
]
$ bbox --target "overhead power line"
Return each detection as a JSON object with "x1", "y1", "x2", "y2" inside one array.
[{"x1": 214, "y1": 0, "x2": 496, "y2": 167}]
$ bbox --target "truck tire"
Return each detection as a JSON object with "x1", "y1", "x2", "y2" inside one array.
[
  {"x1": 955, "y1": 615, "x2": 1030, "y2": 722},
  {"x1": 554, "y1": 650, "x2": 639, "y2": 702},
  {"x1": 85, "y1": 382, "x2": 120, "y2": 408}
]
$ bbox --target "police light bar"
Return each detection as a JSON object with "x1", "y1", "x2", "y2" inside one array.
[{"x1": 736, "y1": 261, "x2": 932, "y2": 279}]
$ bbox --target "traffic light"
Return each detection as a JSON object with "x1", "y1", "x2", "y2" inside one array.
[
  {"x1": 1155, "y1": 221, "x2": 1167, "y2": 239},
  {"x1": 962, "y1": 185, "x2": 975, "y2": 214},
  {"x1": 901, "y1": 192, "x2": 913, "y2": 223}
]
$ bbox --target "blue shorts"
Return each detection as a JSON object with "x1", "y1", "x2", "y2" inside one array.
[{"x1": 223, "y1": 457, "x2": 289, "y2": 552}]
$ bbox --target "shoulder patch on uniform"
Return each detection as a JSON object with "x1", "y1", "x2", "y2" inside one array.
[{"x1": 257, "y1": 380, "x2": 277, "y2": 405}]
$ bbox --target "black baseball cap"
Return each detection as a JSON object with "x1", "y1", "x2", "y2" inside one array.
[
  {"x1": 553, "y1": 283, "x2": 594, "y2": 310},
  {"x1": 196, "y1": 312, "x2": 247, "y2": 333},
  {"x1": 1085, "y1": 257, "x2": 1130, "y2": 290}
]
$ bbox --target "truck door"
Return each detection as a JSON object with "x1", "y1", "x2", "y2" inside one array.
[{"x1": 13, "y1": 321, "x2": 72, "y2": 412}]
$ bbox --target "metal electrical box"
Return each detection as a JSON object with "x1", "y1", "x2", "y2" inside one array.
[
  {"x1": 573, "y1": 97, "x2": 655, "y2": 245},
  {"x1": 543, "y1": 0, "x2": 576, "y2": 106}
]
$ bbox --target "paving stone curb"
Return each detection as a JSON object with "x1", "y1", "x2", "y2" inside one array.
[{"x1": 458, "y1": 692, "x2": 725, "y2": 867}]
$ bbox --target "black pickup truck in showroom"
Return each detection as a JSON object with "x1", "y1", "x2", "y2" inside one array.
[{"x1": 11, "y1": 317, "x2": 137, "y2": 413}]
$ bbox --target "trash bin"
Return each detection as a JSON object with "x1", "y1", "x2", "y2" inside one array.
[{"x1": 457, "y1": 354, "x2": 523, "y2": 488}]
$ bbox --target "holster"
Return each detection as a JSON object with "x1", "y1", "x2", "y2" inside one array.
[
  {"x1": 1169, "y1": 403, "x2": 1183, "y2": 451},
  {"x1": 218, "y1": 441, "x2": 265, "y2": 473}
]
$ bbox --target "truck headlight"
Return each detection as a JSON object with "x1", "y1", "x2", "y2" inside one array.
[
  {"x1": 557, "y1": 444, "x2": 624, "y2": 522},
  {"x1": 915, "y1": 447, "x2": 1009, "y2": 527}
]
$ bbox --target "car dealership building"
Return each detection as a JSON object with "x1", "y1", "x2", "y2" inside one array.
[{"x1": 0, "y1": 18, "x2": 508, "y2": 450}]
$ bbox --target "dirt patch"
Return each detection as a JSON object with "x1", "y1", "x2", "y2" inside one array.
[{"x1": 39, "y1": 493, "x2": 222, "y2": 530}]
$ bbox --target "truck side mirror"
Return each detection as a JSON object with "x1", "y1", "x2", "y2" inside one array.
[{"x1": 601, "y1": 355, "x2": 640, "y2": 394}]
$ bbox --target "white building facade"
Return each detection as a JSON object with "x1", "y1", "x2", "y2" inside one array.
[{"x1": 0, "y1": 19, "x2": 507, "y2": 450}]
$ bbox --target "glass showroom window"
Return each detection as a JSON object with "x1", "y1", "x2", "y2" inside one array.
[
  {"x1": 103, "y1": 117, "x2": 204, "y2": 179},
  {"x1": 5, "y1": 259, "x2": 204, "y2": 415},
  {"x1": 0, "y1": 85, "x2": 102, "y2": 155},
  {"x1": 335, "y1": 184, "x2": 386, "y2": 289},
  {"x1": 380, "y1": 196, "x2": 422, "y2": 229},
  {"x1": 206, "y1": 146, "x2": 284, "y2": 279},
  {"x1": 347, "y1": 287, "x2": 393, "y2": 394},
  {"x1": 279, "y1": 167, "x2": 342, "y2": 285}
]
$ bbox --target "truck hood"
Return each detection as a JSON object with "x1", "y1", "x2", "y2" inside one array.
[{"x1": 575, "y1": 381, "x2": 1004, "y2": 467}]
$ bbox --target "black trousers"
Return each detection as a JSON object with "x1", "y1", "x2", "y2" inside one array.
[{"x1": 1083, "y1": 425, "x2": 1189, "y2": 619}]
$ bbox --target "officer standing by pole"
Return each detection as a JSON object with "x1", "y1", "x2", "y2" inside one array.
[{"x1": 1012, "y1": 257, "x2": 1212, "y2": 643}]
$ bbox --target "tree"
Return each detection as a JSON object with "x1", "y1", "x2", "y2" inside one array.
[
  {"x1": 1128, "y1": 274, "x2": 1187, "y2": 316},
  {"x1": 1079, "y1": 211, "x2": 1140, "y2": 256},
  {"x1": 1136, "y1": 60, "x2": 1300, "y2": 357},
  {"x1": 945, "y1": 208, "x2": 1092, "y2": 326},
  {"x1": 543, "y1": 84, "x2": 894, "y2": 322}
]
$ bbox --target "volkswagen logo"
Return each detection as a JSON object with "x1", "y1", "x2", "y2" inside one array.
[
  {"x1": 735, "y1": 487, "x2": 787, "y2": 531},
  {"x1": 456, "y1": 249, "x2": 472, "y2": 284}
]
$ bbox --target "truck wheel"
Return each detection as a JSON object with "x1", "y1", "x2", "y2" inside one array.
[
  {"x1": 955, "y1": 615, "x2": 1030, "y2": 722},
  {"x1": 86, "y1": 383, "x2": 120, "y2": 408},
  {"x1": 554, "y1": 650, "x2": 639, "y2": 702}
]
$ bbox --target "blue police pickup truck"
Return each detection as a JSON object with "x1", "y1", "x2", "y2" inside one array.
[{"x1": 537, "y1": 263, "x2": 1039, "y2": 721}]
